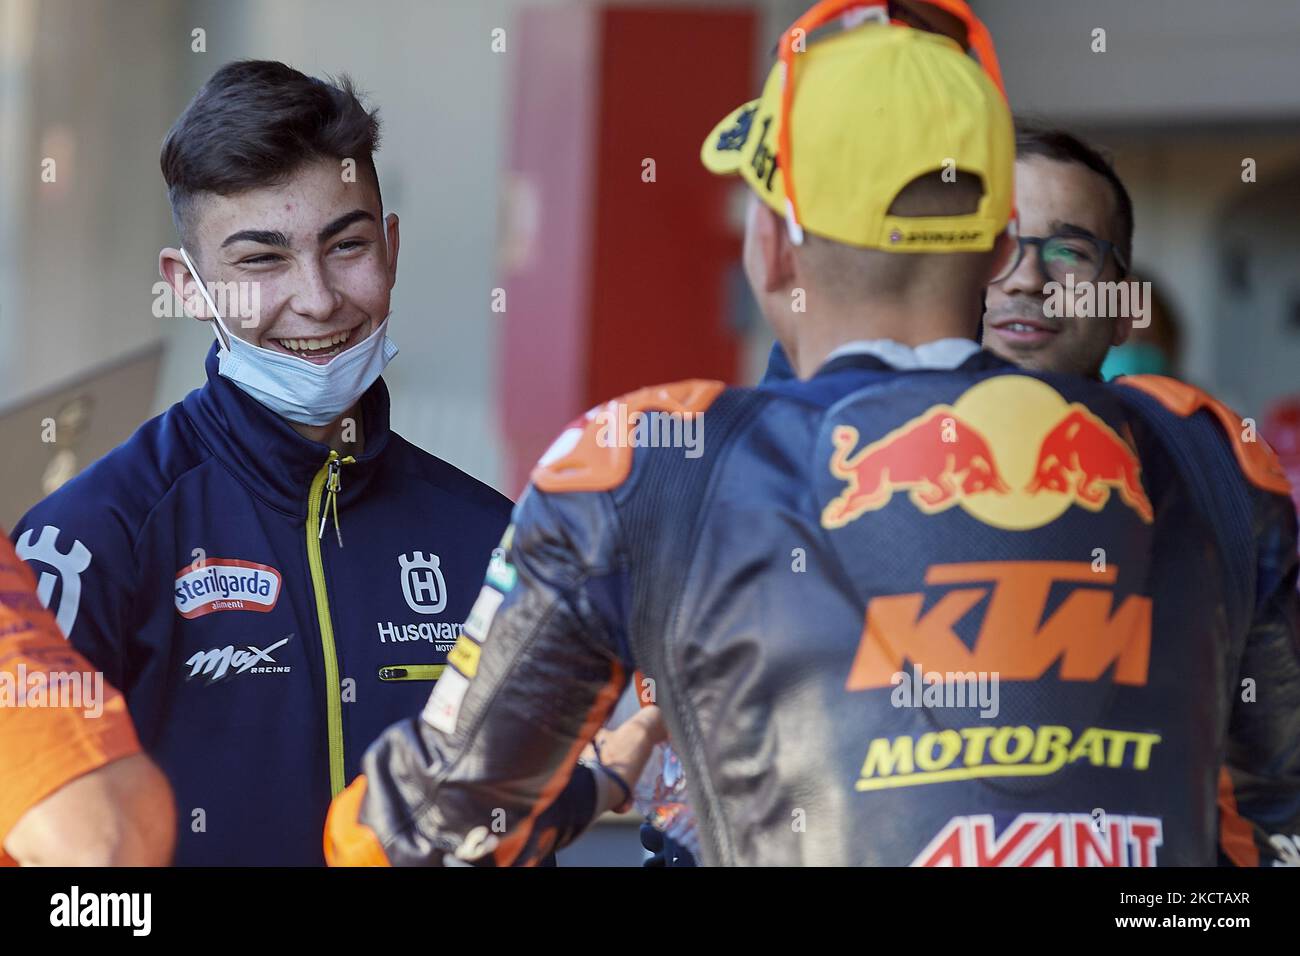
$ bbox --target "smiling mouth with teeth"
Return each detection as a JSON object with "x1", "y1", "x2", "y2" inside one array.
[
  {"x1": 992, "y1": 316, "x2": 1060, "y2": 335},
  {"x1": 272, "y1": 326, "x2": 359, "y2": 361}
]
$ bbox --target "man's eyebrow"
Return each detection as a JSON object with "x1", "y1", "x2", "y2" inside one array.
[
  {"x1": 317, "y1": 209, "x2": 375, "y2": 244},
  {"x1": 221, "y1": 229, "x2": 291, "y2": 249},
  {"x1": 1048, "y1": 220, "x2": 1101, "y2": 240}
]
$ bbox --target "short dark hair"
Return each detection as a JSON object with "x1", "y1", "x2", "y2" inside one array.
[
  {"x1": 1014, "y1": 121, "x2": 1133, "y2": 268},
  {"x1": 160, "y1": 60, "x2": 382, "y2": 247}
]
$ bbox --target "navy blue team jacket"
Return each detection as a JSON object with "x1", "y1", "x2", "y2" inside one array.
[{"x1": 12, "y1": 345, "x2": 512, "y2": 865}]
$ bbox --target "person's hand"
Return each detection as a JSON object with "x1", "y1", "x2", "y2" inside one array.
[
  {"x1": 3, "y1": 753, "x2": 176, "y2": 866},
  {"x1": 582, "y1": 705, "x2": 668, "y2": 815}
]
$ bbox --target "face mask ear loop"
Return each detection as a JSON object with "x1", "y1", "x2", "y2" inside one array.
[{"x1": 178, "y1": 247, "x2": 233, "y2": 352}]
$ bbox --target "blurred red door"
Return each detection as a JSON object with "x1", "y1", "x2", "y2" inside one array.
[{"x1": 499, "y1": 4, "x2": 755, "y2": 494}]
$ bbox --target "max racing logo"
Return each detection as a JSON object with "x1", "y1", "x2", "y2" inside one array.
[
  {"x1": 184, "y1": 635, "x2": 292, "y2": 685},
  {"x1": 174, "y1": 559, "x2": 281, "y2": 619}
]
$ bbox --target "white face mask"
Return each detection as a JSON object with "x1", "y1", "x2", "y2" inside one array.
[{"x1": 178, "y1": 247, "x2": 398, "y2": 427}]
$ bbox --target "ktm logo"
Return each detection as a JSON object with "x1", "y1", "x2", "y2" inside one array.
[
  {"x1": 822, "y1": 376, "x2": 1154, "y2": 530},
  {"x1": 846, "y1": 561, "x2": 1152, "y2": 690}
]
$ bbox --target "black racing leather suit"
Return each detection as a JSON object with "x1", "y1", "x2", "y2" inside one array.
[{"x1": 327, "y1": 351, "x2": 1300, "y2": 866}]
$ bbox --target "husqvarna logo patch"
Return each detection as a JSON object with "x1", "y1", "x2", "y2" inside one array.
[
  {"x1": 399, "y1": 552, "x2": 447, "y2": 615},
  {"x1": 174, "y1": 559, "x2": 281, "y2": 619},
  {"x1": 15, "y1": 525, "x2": 92, "y2": 638}
]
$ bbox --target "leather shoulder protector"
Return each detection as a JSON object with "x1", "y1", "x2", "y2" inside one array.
[
  {"x1": 1119, "y1": 374, "x2": 1292, "y2": 496},
  {"x1": 531, "y1": 380, "x2": 726, "y2": 494}
]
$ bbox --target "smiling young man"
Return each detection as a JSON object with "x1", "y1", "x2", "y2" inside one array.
[
  {"x1": 8, "y1": 61, "x2": 520, "y2": 865},
  {"x1": 981, "y1": 126, "x2": 1135, "y2": 376},
  {"x1": 980, "y1": 124, "x2": 1300, "y2": 867}
]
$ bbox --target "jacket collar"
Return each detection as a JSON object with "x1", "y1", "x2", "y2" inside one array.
[
  {"x1": 183, "y1": 343, "x2": 394, "y2": 518},
  {"x1": 821, "y1": 337, "x2": 982, "y2": 370},
  {"x1": 816, "y1": 345, "x2": 1015, "y2": 378}
]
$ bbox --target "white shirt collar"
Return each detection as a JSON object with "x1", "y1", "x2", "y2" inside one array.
[{"x1": 821, "y1": 338, "x2": 981, "y2": 371}]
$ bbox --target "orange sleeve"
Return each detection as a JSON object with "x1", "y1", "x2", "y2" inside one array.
[
  {"x1": 0, "y1": 537, "x2": 141, "y2": 864},
  {"x1": 324, "y1": 776, "x2": 391, "y2": 867}
]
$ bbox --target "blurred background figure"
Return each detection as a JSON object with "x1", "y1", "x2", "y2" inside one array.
[
  {"x1": 2, "y1": 0, "x2": 1300, "y2": 862},
  {"x1": 1100, "y1": 276, "x2": 1183, "y2": 380},
  {"x1": 1264, "y1": 398, "x2": 1300, "y2": 521}
]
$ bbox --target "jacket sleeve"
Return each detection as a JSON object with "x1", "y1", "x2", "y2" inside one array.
[
  {"x1": 325, "y1": 484, "x2": 631, "y2": 867},
  {"x1": 9, "y1": 488, "x2": 137, "y2": 694},
  {"x1": 0, "y1": 534, "x2": 141, "y2": 863},
  {"x1": 1221, "y1": 484, "x2": 1300, "y2": 866}
]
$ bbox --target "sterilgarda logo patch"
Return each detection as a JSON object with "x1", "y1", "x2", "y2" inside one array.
[{"x1": 174, "y1": 559, "x2": 282, "y2": 619}]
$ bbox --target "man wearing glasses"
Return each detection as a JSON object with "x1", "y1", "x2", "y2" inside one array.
[
  {"x1": 980, "y1": 124, "x2": 1300, "y2": 867},
  {"x1": 982, "y1": 125, "x2": 1134, "y2": 377}
]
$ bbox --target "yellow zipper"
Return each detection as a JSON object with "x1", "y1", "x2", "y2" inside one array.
[
  {"x1": 378, "y1": 664, "x2": 445, "y2": 682},
  {"x1": 306, "y1": 450, "x2": 353, "y2": 798}
]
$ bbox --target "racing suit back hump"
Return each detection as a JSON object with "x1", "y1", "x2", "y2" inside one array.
[{"x1": 624, "y1": 356, "x2": 1204, "y2": 864}]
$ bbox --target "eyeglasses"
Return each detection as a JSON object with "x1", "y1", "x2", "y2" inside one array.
[
  {"x1": 776, "y1": 0, "x2": 1008, "y2": 242},
  {"x1": 991, "y1": 233, "x2": 1128, "y2": 286}
]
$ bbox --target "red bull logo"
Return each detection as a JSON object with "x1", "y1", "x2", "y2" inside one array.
[
  {"x1": 1025, "y1": 407, "x2": 1154, "y2": 522},
  {"x1": 822, "y1": 409, "x2": 1008, "y2": 528},
  {"x1": 821, "y1": 376, "x2": 1154, "y2": 531}
]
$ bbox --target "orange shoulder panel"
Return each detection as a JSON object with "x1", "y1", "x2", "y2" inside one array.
[
  {"x1": 0, "y1": 541, "x2": 141, "y2": 862},
  {"x1": 1119, "y1": 375, "x2": 1293, "y2": 496},
  {"x1": 531, "y1": 380, "x2": 726, "y2": 494},
  {"x1": 324, "y1": 775, "x2": 391, "y2": 867}
]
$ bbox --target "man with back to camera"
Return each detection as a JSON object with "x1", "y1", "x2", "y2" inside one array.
[
  {"x1": 325, "y1": 1, "x2": 1300, "y2": 866},
  {"x1": 11, "y1": 60, "x2": 659, "y2": 865},
  {"x1": 764, "y1": 113, "x2": 1300, "y2": 868},
  {"x1": 760, "y1": 114, "x2": 1300, "y2": 866}
]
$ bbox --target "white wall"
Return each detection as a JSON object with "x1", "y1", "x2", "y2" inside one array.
[
  {"x1": 977, "y1": 0, "x2": 1300, "y2": 123},
  {"x1": 974, "y1": 0, "x2": 1300, "y2": 413},
  {"x1": 1108, "y1": 133, "x2": 1300, "y2": 413},
  {"x1": 0, "y1": 0, "x2": 184, "y2": 408}
]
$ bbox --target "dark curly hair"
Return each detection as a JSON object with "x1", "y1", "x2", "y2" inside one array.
[
  {"x1": 1014, "y1": 121, "x2": 1133, "y2": 268},
  {"x1": 160, "y1": 60, "x2": 382, "y2": 246}
]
